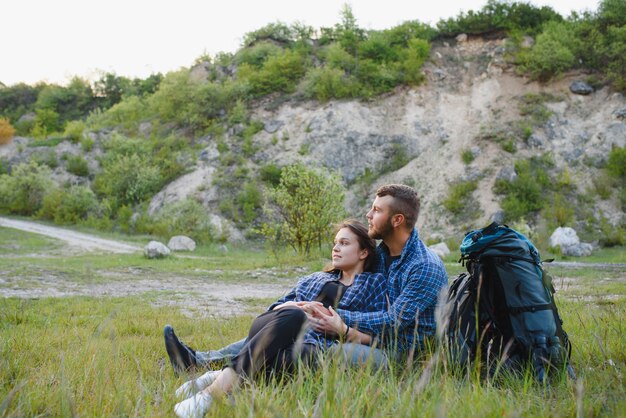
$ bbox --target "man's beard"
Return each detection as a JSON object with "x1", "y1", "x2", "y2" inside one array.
[{"x1": 368, "y1": 217, "x2": 394, "y2": 240}]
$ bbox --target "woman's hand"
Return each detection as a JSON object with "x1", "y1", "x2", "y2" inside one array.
[
  {"x1": 272, "y1": 301, "x2": 308, "y2": 310},
  {"x1": 308, "y1": 306, "x2": 346, "y2": 337},
  {"x1": 273, "y1": 301, "x2": 330, "y2": 316}
]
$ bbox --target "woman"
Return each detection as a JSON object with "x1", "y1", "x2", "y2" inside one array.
[{"x1": 174, "y1": 219, "x2": 387, "y2": 418}]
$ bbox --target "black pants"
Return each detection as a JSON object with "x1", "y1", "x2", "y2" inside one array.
[{"x1": 230, "y1": 308, "x2": 316, "y2": 379}]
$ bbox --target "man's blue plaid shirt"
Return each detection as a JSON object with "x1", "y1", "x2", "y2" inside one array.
[
  {"x1": 337, "y1": 229, "x2": 448, "y2": 353},
  {"x1": 268, "y1": 271, "x2": 387, "y2": 349}
]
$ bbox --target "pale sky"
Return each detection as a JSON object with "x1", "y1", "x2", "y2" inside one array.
[{"x1": 2, "y1": 0, "x2": 600, "y2": 86}]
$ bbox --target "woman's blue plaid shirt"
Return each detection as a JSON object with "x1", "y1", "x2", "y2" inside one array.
[{"x1": 268, "y1": 270, "x2": 387, "y2": 349}]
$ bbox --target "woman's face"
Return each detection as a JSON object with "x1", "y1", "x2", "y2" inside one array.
[{"x1": 331, "y1": 227, "x2": 367, "y2": 271}]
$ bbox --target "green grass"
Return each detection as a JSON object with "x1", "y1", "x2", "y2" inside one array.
[
  {"x1": 1, "y1": 296, "x2": 624, "y2": 416},
  {"x1": 0, "y1": 226, "x2": 625, "y2": 416},
  {"x1": 0, "y1": 227, "x2": 64, "y2": 256}
]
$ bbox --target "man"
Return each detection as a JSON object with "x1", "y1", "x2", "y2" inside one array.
[
  {"x1": 313, "y1": 184, "x2": 447, "y2": 358},
  {"x1": 164, "y1": 184, "x2": 447, "y2": 372}
]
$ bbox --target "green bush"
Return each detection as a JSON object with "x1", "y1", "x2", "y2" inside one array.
[
  {"x1": 87, "y1": 96, "x2": 148, "y2": 132},
  {"x1": 81, "y1": 136, "x2": 94, "y2": 152},
  {"x1": 0, "y1": 161, "x2": 55, "y2": 215},
  {"x1": 234, "y1": 41, "x2": 284, "y2": 67},
  {"x1": 147, "y1": 70, "x2": 197, "y2": 126},
  {"x1": 148, "y1": 198, "x2": 215, "y2": 243},
  {"x1": 606, "y1": 145, "x2": 626, "y2": 180},
  {"x1": 399, "y1": 38, "x2": 430, "y2": 85},
  {"x1": 63, "y1": 120, "x2": 86, "y2": 143},
  {"x1": 544, "y1": 193, "x2": 574, "y2": 227},
  {"x1": 593, "y1": 173, "x2": 614, "y2": 199},
  {"x1": 494, "y1": 157, "x2": 553, "y2": 221},
  {"x1": 31, "y1": 108, "x2": 61, "y2": 138},
  {"x1": 38, "y1": 185, "x2": 100, "y2": 224},
  {"x1": 239, "y1": 50, "x2": 306, "y2": 96},
  {"x1": 461, "y1": 149, "x2": 475, "y2": 164},
  {"x1": 518, "y1": 93, "x2": 556, "y2": 126},
  {"x1": 443, "y1": 180, "x2": 478, "y2": 216},
  {"x1": 523, "y1": 21, "x2": 576, "y2": 81},
  {"x1": 65, "y1": 154, "x2": 90, "y2": 177},
  {"x1": 261, "y1": 163, "x2": 346, "y2": 255},
  {"x1": 93, "y1": 153, "x2": 162, "y2": 209},
  {"x1": 236, "y1": 182, "x2": 263, "y2": 224},
  {"x1": 260, "y1": 164, "x2": 282, "y2": 186},
  {"x1": 300, "y1": 67, "x2": 357, "y2": 101},
  {"x1": 31, "y1": 151, "x2": 58, "y2": 169}
]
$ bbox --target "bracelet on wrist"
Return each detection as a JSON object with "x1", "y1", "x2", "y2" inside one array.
[{"x1": 343, "y1": 325, "x2": 350, "y2": 341}]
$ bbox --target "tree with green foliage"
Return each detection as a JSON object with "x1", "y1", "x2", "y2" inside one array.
[{"x1": 262, "y1": 163, "x2": 346, "y2": 255}]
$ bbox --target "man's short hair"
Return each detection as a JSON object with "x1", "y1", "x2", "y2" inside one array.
[{"x1": 376, "y1": 184, "x2": 420, "y2": 229}]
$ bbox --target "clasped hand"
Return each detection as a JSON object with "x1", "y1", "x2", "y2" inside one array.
[{"x1": 273, "y1": 301, "x2": 346, "y2": 336}]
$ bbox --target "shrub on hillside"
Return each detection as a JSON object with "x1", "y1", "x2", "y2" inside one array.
[
  {"x1": 145, "y1": 198, "x2": 215, "y2": 243},
  {"x1": 300, "y1": 67, "x2": 357, "y2": 101},
  {"x1": 234, "y1": 41, "x2": 284, "y2": 67},
  {"x1": 494, "y1": 157, "x2": 553, "y2": 221},
  {"x1": 399, "y1": 38, "x2": 430, "y2": 86},
  {"x1": 147, "y1": 70, "x2": 197, "y2": 126},
  {"x1": 65, "y1": 154, "x2": 90, "y2": 177},
  {"x1": 31, "y1": 108, "x2": 61, "y2": 138},
  {"x1": 93, "y1": 153, "x2": 162, "y2": 209},
  {"x1": 443, "y1": 180, "x2": 479, "y2": 217},
  {"x1": 523, "y1": 21, "x2": 576, "y2": 81},
  {"x1": 63, "y1": 120, "x2": 86, "y2": 143},
  {"x1": 0, "y1": 161, "x2": 55, "y2": 215},
  {"x1": 0, "y1": 118, "x2": 15, "y2": 144},
  {"x1": 87, "y1": 96, "x2": 148, "y2": 133},
  {"x1": 239, "y1": 50, "x2": 306, "y2": 96},
  {"x1": 606, "y1": 145, "x2": 626, "y2": 181},
  {"x1": 38, "y1": 185, "x2": 100, "y2": 224}
]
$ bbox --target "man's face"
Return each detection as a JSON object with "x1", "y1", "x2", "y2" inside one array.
[{"x1": 366, "y1": 195, "x2": 395, "y2": 240}]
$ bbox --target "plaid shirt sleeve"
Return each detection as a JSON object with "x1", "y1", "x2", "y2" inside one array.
[
  {"x1": 337, "y1": 260, "x2": 445, "y2": 337},
  {"x1": 267, "y1": 272, "x2": 333, "y2": 310}
]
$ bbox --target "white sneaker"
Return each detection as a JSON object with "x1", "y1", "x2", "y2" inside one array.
[
  {"x1": 176, "y1": 370, "x2": 221, "y2": 399},
  {"x1": 174, "y1": 392, "x2": 212, "y2": 418}
]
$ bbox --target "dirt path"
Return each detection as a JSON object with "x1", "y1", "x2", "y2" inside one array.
[{"x1": 0, "y1": 217, "x2": 140, "y2": 253}]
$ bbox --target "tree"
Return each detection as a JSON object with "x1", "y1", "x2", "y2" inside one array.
[{"x1": 262, "y1": 163, "x2": 346, "y2": 255}]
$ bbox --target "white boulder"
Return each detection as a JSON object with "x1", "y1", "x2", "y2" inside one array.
[
  {"x1": 549, "y1": 227, "x2": 580, "y2": 248},
  {"x1": 144, "y1": 241, "x2": 171, "y2": 259},
  {"x1": 168, "y1": 235, "x2": 196, "y2": 252}
]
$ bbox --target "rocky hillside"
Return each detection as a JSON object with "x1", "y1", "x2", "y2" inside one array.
[
  {"x1": 179, "y1": 36, "x2": 625, "y2": 240},
  {"x1": 1, "y1": 36, "x2": 624, "y2": 244}
]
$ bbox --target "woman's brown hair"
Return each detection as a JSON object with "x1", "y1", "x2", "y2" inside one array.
[{"x1": 324, "y1": 219, "x2": 378, "y2": 273}]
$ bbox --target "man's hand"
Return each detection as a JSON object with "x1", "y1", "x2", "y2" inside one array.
[{"x1": 308, "y1": 306, "x2": 346, "y2": 337}]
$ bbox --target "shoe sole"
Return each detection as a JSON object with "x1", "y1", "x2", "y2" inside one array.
[{"x1": 164, "y1": 325, "x2": 193, "y2": 374}]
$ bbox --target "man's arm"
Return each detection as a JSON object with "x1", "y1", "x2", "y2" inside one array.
[{"x1": 336, "y1": 261, "x2": 445, "y2": 337}]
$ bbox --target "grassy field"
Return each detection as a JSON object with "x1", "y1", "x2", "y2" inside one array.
[{"x1": 0, "y1": 227, "x2": 625, "y2": 417}]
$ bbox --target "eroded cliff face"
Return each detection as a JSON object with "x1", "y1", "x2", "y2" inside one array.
[{"x1": 233, "y1": 37, "x2": 624, "y2": 238}]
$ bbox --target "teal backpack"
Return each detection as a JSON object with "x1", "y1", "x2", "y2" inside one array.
[{"x1": 443, "y1": 222, "x2": 575, "y2": 382}]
